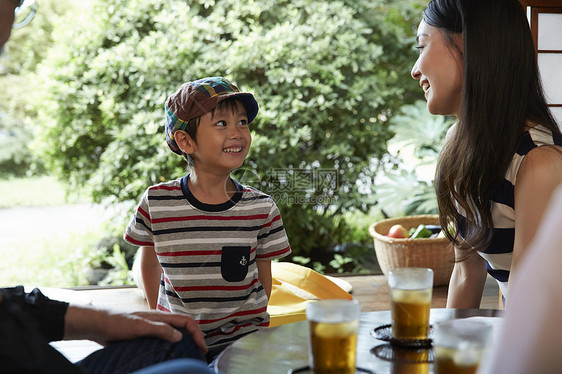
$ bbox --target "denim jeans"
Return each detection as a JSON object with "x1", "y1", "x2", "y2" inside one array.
[
  {"x1": 76, "y1": 331, "x2": 207, "y2": 374},
  {"x1": 132, "y1": 359, "x2": 213, "y2": 374}
]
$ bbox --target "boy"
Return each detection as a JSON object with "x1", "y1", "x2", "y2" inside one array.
[{"x1": 124, "y1": 77, "x2": 292, "y2": 361}]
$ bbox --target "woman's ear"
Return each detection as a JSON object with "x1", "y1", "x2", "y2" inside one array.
[{"x1": 174, "y1": 130, "x2": 196, "y2": 154}]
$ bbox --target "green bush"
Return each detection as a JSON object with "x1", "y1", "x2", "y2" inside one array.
[
  {"x1": 0, "y1": 115, "x2": 40, "y2": 177},
  {"x1": 32, "y1": 0, "x2": 425, "y2": 263},
  {"x1": 0, "y1": 0, "x2": 76, "y2": 179}
]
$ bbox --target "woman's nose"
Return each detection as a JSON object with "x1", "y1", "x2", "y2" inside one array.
[{"x1": 411, "y1": 61, "x2": 421, "y2": 80}]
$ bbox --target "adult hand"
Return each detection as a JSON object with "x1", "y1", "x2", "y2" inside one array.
[{"x1": 64, "y1": 306, "x2": 207, "y2": 353}]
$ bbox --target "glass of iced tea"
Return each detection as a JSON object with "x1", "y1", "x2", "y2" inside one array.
[
  {"x1": 306, "y1": 299, "x2": 360, "y2": 374},
  {"x1": 388, "y1": 268, "x2": 433, "y2": 341},
  {"x1": 433, "y1": 319, "x2": 492, "y2": 374},
  {"x1": 390, "y1": 348, "x2": 430, "y2": 374}
]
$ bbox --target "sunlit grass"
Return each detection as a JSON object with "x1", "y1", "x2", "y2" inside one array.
[
  {"x1": 0, "y1": 175, "x2": 108, "y2": 287},
  {"x1": 0, "y1": 227, "x2": 106, "y2": 288},
  {"x1": 0, "y1": 175, "x2": 89, "y2": 208}
]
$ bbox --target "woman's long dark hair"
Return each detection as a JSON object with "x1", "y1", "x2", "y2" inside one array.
[{"x1": 424, "y1": 0, "x2": 561, "y2": 257}]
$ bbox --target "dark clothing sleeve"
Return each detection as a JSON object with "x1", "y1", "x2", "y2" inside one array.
[
  {"x1": 0, "y1": 286, "x2": 82, "y2": 373},
  {"x1": 0, "y1": 286, "x2": 69, "y2": 341}
]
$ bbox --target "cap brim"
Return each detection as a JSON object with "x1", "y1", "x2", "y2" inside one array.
[{"x1": 217, "y1": 92, "x2": 259, "y2": 124}]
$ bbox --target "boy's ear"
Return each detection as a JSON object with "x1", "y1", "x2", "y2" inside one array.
[{"x1": 174, "y1": 130, "x2": 196, "y2": 154}]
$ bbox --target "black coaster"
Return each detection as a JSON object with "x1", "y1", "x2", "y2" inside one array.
[
  {"x1": 288, "y1": 366, "x2": 375, "y2": 373},
  {"x1": 371, "y1": 324, "x2": 433, "y2": 348},
  {"x1": 371, "y1": 343, "x2": 434, "y2": 363}
]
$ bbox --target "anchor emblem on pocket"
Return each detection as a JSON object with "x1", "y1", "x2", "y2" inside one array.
[{"x1": 240, "y1": 256, "x2": 248, "y2": 266}]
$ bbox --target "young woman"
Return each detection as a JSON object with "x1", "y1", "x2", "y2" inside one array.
[{"x1": 411, "y1": 0, "x2": 562, "y2": 308}]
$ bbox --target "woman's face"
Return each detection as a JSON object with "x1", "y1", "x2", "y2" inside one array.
[{"x1": 411, "y1": 21, "x2": 464, "y2": 116}]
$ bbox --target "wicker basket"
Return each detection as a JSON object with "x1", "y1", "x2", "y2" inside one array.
[{"x1": 369, "y1": 215, "x2": 454, "y2": 287}]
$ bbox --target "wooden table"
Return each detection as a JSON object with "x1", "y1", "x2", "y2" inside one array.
[{"x1": 215, "y1": 308, "x2": 502, "y2": 374}]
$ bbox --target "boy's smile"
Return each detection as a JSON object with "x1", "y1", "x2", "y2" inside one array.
[{"x1": 223, "y1": 146, "x2": 243, "y2": 153}]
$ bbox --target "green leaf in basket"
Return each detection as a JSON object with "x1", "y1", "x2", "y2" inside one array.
[{"x1": 410, "y1": 224, "x2": 433, "y2": 239}]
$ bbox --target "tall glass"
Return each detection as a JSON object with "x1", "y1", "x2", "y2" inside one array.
[
  {"x1": 390, "y1": 348, "x2": 430, "y2": 374},
  {"x1": 306, "y1": 299, "x2": 360, "y2": 374},
  {"x1": 433, "y1": 319, "x2": 492, "y2": 374},
  {"x1": 388, "y1": 268, "x2": 433, "y2": 340}
]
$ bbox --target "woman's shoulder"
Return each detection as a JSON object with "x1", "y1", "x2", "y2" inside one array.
[
  {"x1": 515, "y1": 124, "x2": 561, "y2": 158},
  {"x1": 517, "y1": 134, "x2": 562, "y2": 187},
  {"x1": 525, "y1": 123, "x2": 562, "y2": 146}
]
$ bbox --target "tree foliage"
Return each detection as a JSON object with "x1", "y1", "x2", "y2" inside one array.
[
  {"x1": 33, "y1": 0, "x2": 424, "y2": 259},
  {"x1": 0, "y1": 0, "x2": 75, "y2": 177}
]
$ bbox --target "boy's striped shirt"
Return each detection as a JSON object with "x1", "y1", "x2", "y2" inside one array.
[{"x1": 124, "y1": 175, "x2": 291, "y2": 349}]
